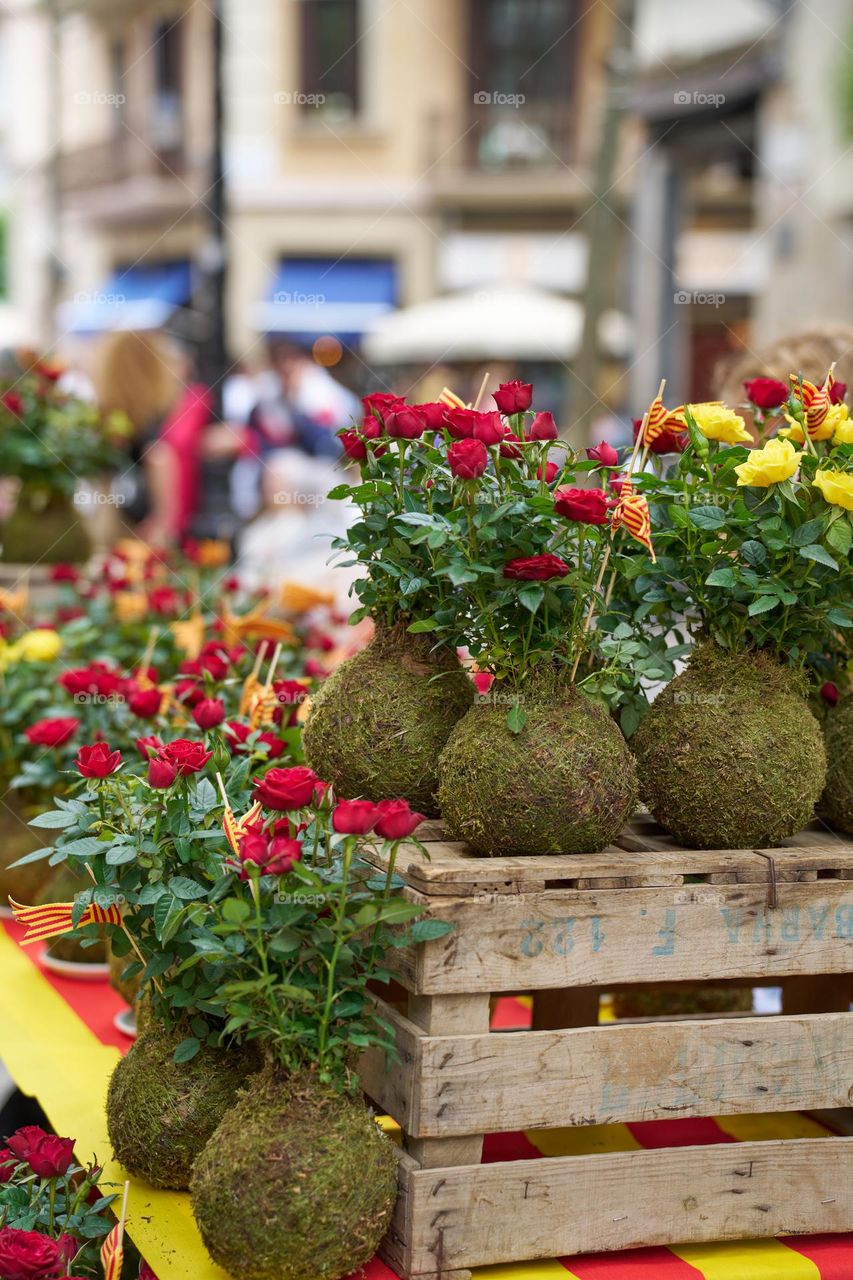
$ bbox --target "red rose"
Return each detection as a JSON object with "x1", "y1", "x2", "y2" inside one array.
[
  {"x1": 374, "y1": 799, "x2": 426, "y2": 840},
  {"x1": 76, "y1": 742, "x2": 121, "y2": 778},
  {"x1": 0, "y1": 1148, "x2": 15, "y2": 1183},
  {"x1": 587, "y1": 441, "x2": 619, "y2": 467},
  {"x1": 411, "y1": 401, "x2": 446, "y2": 430},
  {"x1": 362, "y1": 392, "x2": 404, "y2": 419},
  {"x1": 25, "y1": 717, "x2": 79, "y2": 748},
  {"x1": 554, "y1": 486, "x2": 609, "y2": 525},
  {"x1": 266, "y1": 837, "x2": 303, "y2": 874},
  {"x1": 127, "y1": 686, "x2": 162, "y2": 719},
  {"x1": 193, "y1": 698, "x2": 226, "y2": 730},
  {"x1": 493, "y1": 380, "x2": 533, "y2": 414},
  {"x1": 499, "y1": 431, "x2": 523, "y2": 460},
  {"x1": 536, "y1": 461, "x2": 558, "y2": 483},
  {"x1": 48, "y1": 563, "x2": 79, "y2": 583},
  {"x1": 743, "y1": 377, "x2": 789, "y2": 409},
  {"x1": 447, "y1": 439, "x2": 488, "y2": 479},
  {"x1": 471, "y1": 671, "x2": 494, "y2": 695},
  {"x1": 174, "y1": 679, "x2": 204, "y2": 708},
  {"x1": 504, "y1": 554, "x2": 571, "y2": 581},
  {"x1": 148, "y1": 756, "x2": 178, "y2": 788},
  {"x1": 830, "y1": 380, "x2": 847, "y2": 404},
  {"x1": 821, "y1": 681, "x2": 840, "y2": 707},
  {"x1": 527, "y1": 411, "x2": 558, "y2": 440},
  {"x1": 1, "y1": 391, "x2": 24, "y2": 416},
  {"x1": 147, "y1": 587, "x2": 180, "y2": 615},
  {"x1": 305, "y1": 629, "x2": 335, "y2": 652},
  {"x1": 237, "y1": 830, "x2": 269, "y2": 875},
  {"x1": 0, "y1": 1227, "x2": 76, "y2": 1280},
  {"x1": 60, "y1": 663, "x2": 123, "y2": 699},
  {"x1": 632, "y1": 419, "x2": 686, "y2": 455},
  {"x1": 161, "y1": 739, "x2": 212, "y2": 775},
  {"x1": 332, "y1": 799, "x2": 379, "y2": 835},
  {"x1": 224, "y1": 721, "x2": 252, "y2": 752},
  {"x1": 303, "y1": 658, "x2": 327, "y2": 679},
  {"x1": 139, "y1": 1263, "x2": 159, "y2": 1280},
  {"x1": 385, "y1": 405, "x2": 427, "y2": 439},
  {"x1": 339, "y1": 429, "x2": 367, "y2": 462},
  {"x1": 254, "y1": 765, "x2": 319, "y2": 810},
  {"x1": 257, "y1": 731, "x2": 285, "y2": 759},
  {"x1": 273, "y1": 679, "x2": 309, "y2": 727},
  {"x1": 136, "y1": 735, "x2": 163, "y2": 759},
  {"x1": 6, "y1": 1127, "x2": 74, "y2": 1178}
]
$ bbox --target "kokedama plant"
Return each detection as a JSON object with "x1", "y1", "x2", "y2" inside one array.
[{"x1": 625, "y1": 378, "x2": 852, "y2": 847}]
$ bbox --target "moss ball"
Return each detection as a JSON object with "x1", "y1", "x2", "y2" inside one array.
[
  {"x1": 632, "y1": 642, "x2": 826, "y2": 849},
  {"x1": 613, "y1": 986, "x2": 753, "y2": 1018},
  {"x1": 37, "y1": 866, "x2": 106, "y2": 965},
  {"x1": 303, "y1": 623, "x2": 473, "y2": 815},
  {"x1": 437, "y1": 682, "x2": 638, "y2": 855},
  {"x1": 191, "y1": 1068, "x2": 398, "y2": 1280},
  {"x1": 822, "y1": 693, "x2": 853, "y2": 833},
  {"x1": 0, "y1": 799, "x2": 54, "y2": 905},
  {"x1": 107, "y1": 1023, "x2": 261, "y2": 1190}
]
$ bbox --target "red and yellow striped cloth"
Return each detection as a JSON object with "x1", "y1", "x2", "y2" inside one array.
[
  {"x1": 222, "y1": 799, "x2": 263, "y2": 856},
  {"x1": 100, "y1": 1220, "x2": 124, "y2": 1280},
  {"x1": 8, "y1": 898, "x2": 122, "y2": 946},
  {"x1": 611, "y1": 479, "x2": 655, "y2": 561}
]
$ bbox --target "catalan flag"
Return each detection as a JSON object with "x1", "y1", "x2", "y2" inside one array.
[
  {"x1": 638, "y1": 395, "x2": 670, "y2": 445},
  {"x1": 247, "y1": 687, "x2": 278, "y2": 732},
  {"x1": 438, "y1": 386, "x2": 467, "y2": 410},
  {"x1": 611, "y1": 480, "x2": 656, "y2": 561},
  {"x1": 791, "y1": 370, "x2": 834, "y2": 438},
  {"x1": 100, "y1": 1221, "x2": 124, "y2": 1280},
  {"x1": 9, "y1": 898, "x2": 122, "y2": 946},
  {"x1": 222, "y1": 800, "x2": 264, "y2": 856}
]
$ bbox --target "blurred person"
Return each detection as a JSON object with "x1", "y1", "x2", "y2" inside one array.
[{"x1": 92, "y1": 330, "x2": 215, "y2": 546}]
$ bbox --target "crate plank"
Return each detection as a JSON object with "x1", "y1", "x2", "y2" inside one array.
[{"x1": 402, "y1": 1138, "x2": 853, "y2": 1273}]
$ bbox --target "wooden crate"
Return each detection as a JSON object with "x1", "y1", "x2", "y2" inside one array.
[{"x1": 358, "y1": 816, "x2": 853, "y2": 1280}]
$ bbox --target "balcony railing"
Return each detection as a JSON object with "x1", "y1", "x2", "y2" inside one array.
[
  {"x1": 427, "y1": 101, "x2": 575, "y2": 174},
  {"x1": 59, "y1": 135, "x2": 188, "y2": 195}
]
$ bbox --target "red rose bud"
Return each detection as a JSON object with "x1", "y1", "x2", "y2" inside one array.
[
  {"x1": 193, "y1": 698, "x2": 226, "y2": 730},
  {"x1": 446, "y1": 408, "x2": 503, "y2": 443},
  {"x1": 254, "y1": 765, "x2": 319, "y2": 810},
  {"x1": 743, "y1": 377, "x2": 789, "y2": 410},
  {"x1": 148, "y1": 756, "x2": 178, "y2": 788},
  {"x1": 0, "y1": 1149, "x2": 14, "y2": 1184},
  {"x1": 447, "y1": 438, "x2": 488, "y2": 479},
  {"x1": 362, "y1": 392, "x2": 404, "y2": 419},
  {"x1": 161, "y1": 739, "x2": 212, "y2": 775},
  {"x1": 1, "y1": 391, "x2": 24, "y2": 416},
  {"x1": 385, "y1": 405, "x2": 427, "y2": 439},
  {"x1": 48, "y1": 563, "x2": 79, "y2": 583},
  {"x1": 339, "y1": 428, "x2": 367, "y2": 461},
  {"x1": 257, "y1": 731, "x2": 285, "y2": 759},
  {"x1": 174, "y1": 678, "x2": 204, "y2": 708},
  {"x1": 374, "y1": 799, "x2": 426, "y2": 840},
  {"x1": 493, "y1": 379, "x2": 533, "y2": 414},
  {"x1": 75, "y1": 742, "x2": 121, "y2": 778},
  {"x1": 128, "y1": 685, "x2": 162, "y2": 718},
  {"x1": 313, "y1": 780, "x2": 331, "y2": 805},
  {"x1": 536, "y1": 461, "x2": 559, "y2": 483},
  {"x1": 25, "y1": 717, "x2": 79, "y2": 748},
  {"x1": 499, "y1": 430, "x2": 523, "y2": 460},
  {"x1": 266, "y1": 836, "x2": 303, "y2": 874},
  {"x1": 238, "y1": 830, "x2": 269, "y2": 875},
  {"x1": 504, "y1": 554, "x2": 571, "y2": 581},
  {"x1": 412, "y1": 401, "x2": 447, "y2": 430},
  {"x1": 332, "y1": 799, "x2": 380, "y2": 834},
  {"x1": 527, "y1": 411, "x2": 558, "y2": 440},
  {"x1": 136, "y1": 734, "x2": 163, "y2": 759},
  {"x1": 631, "y1": 419, "x2": 686, "y2": 455},
  {"x1": 200, "y1": 652, "x2": 228, "y2": 680},
  {"x1": 472, "y1": 671, "x2": 494, "y2": 695},
  {"x1": 587, "y1": 441, "x2": 619, "y2": 467},
  {"x1": 224, "y1": 721, "x2": 252, "y2": 752},
  {"x1": 554, "y1": 486, "x2": 610, "y2": 525},
  {"x1": 6, "y1": 1126, "x2": 74, "y2": 1178},
  {"x1": 444, "y1": 407, "x2": 476, "y2": 439},
  {"x1": 148, "y1": 587, "x2": 180, "y2": 615},
  {"x1": 821, "y1": 681, "x2": 840, "y2": 707}
]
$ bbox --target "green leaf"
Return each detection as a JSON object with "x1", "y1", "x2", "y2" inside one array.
[
  {"x1": 826, "y1": 519, "x2": 852, "y2": 557},
  {"x1": 799, "y1": 543, "x2": 839, "y2": 571},
  {"x1": 517, "y1": 585, "x2": 545, "y2": 613},
  {"x1": 169, "y1": 876, "x2": 209, "y2": 901},
  {"x1": 29, "y1": 810, "x2": 77, "y2": 829},
  {"x1": 8, "y1": 846, "x2": 55, "y2": 869},
  {"x1": 688, "y1": 505, "x2": 727, "y2": 530},
  {"x1": 60, "y1": 836, "x2": 105, "y2": 857},
  {"x1": 620, "y1": 703, "x2": 641, "y2": 738},
  {"x1": 106, "y1": 844, "x2": 137, "y2": 866},
  {"x1": 173, "y1": 1037, "x2": 201, "y2": 1063},
  {"x1": 153, "y1": 894, "x2": 184, "y2": 944},
  {"x1": 406, "y1": 619, "x2": 439, "y2": 634},
  {"x1": 740, "y1": 539, "x2": 768, "y2": 568},
  {"x1": 704, "y1": 567, "x2": 737, "y2": 588},
  {"x1": 409, "y1": 920, "x2": 454, "y2": 943},
  {"x1": 506, "y1": 703, "x2": 527, "y2": 734},
  {"x1": 748, "y1": 595, "x2": 779, "y2": 616},
  {"x1": 222, "y1": 897, "x2": 251, "y2": 924},
  {"x1": 792, "y1": 517, "x2": 826, "y2": 547},
  {"x1": 446, "y1": 563, "x2": 478, "y2": 586},
  {"x1": 828, "y1": 607, "x2": 853, "y2": 627}
]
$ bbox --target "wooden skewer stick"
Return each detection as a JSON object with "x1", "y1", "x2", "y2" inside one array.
[
  {"x1": 215, "y1": 771, "x2": 230, "y2": 810},
  {"x1": 116, "y1": 1179, "x2": 130, "y2": 1238},
  {"x1": 472, "y1": 371, "x2": 491, "y2": 411},
  {"x1": 570, "y1": 545, "x2": 613, "y2": 682},
  {"x1": 261, "y1": 642, "x2": 283, "y2": 693},
  {"x1": 625, "y1": 377, "x2": 667, "y2": 475},
  {"x1": 83, "y1": 863, "x2": 162, "y2": 994},
  {"x1": 139, "y1": 625, "x2": 159, "y2": 677}
]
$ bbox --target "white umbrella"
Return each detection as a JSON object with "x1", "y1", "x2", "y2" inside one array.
[{"x1": 363, "y1": 283, "x2": 631, "y2": 364}]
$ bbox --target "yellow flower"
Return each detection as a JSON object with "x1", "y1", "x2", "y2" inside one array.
[
  {"x1": 14, "y1": 628, "x2": 63, "y2": 662},
  {"x1": 688, "y1": 402, "x2": 753, "y2": 445},
  {"x1": 734, "y1": 438, "x2": 803, "y2": 487},
  {"x1": 813, "y1": 468, "x2": 853, "y2": 511},
  {"x1": 778, "y1": 419, "x2": 805, "y2": 445},
  {"x1": 831, "y1": 404, "x2": 853, "y2": 445},
  {"x1": 780, "y1": 405, "x2": 838, "y2": 443}
]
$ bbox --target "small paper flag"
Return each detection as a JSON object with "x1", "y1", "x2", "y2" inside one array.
[
  {"x1": 611, "y1": 480, "x2": 656, "y2": 561},
  {"x1": 9, "y1": 898, "x2": 122, "y2": 946}
]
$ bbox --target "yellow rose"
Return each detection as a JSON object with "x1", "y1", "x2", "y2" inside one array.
[
  {"x1": 831, "y1": 404, "x2": 853, "y2": 445},
  {"x1": 778, "y1": 419, "x2": 805, "y2": 445},
  {"x1": 14, "y1": 628, "x2": 63, "y2": 662},
  {"x1": 813, "y1": 468, "x2": 853, "y2": 511},
  {"x1": 734, "y1": 438, "x2": 803, "y2": 487},
  {"x1": 688, "y1": 402, "x2": 753, "y2": 445}
]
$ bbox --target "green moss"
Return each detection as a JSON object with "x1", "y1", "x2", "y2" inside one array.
[
  {"x1": 107, "y1": 1023, "x2": 261, "y2": 1190},
  {"x1": 0, "y1": 798, "x2": 54, "y2": 904},
  {"x1": 303, "y1": 622, "x2": 473, "y2": 815},
  {"x1": 632, "y1": 642, "x2": 826, "y2": 849},
  {"x1": 2, "y1": 491, "x2": 91, "y2": 564},
  {"x1": 437, "y1": 681, "x2": 638, "y2": 855},
  {"x1": 821, "y1": 693, "x2": 853, "y2": 833},
  {"x1": 36, "y1": 865, "x2": 107, "y2": 965},
  {"x1": 613, "y1": 986, "x2": 753, "y2": 1018},
  {"x1": 191, "y1": 1068, "x2": 398, "y2": 1280}
]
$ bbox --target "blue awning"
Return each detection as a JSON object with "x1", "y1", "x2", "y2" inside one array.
[
  {"x1": 253, "y1": 257, "x2": 398, "y2": 340},
  {"x1": 58, "y1": 260, "x2": 193, "y2": 334}
]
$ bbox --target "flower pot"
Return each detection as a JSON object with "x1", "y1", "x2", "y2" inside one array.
[
  {"x1": 436, "y1": 679, "x2": 638, "y2": 855},
  {"x1": 821, "y1": 692, "x2": 853, "y2": 834},
  {"x1": 303, "y1": 622, "x2": 473, "y2": 815},
  {"x1": 0, "y1": 795, "x2": 54, "y2": 905},
  {"x1": 1, "y1": 485, "x2": 91, "y2": 565},
  {"x1": 632, "y1": 642, "x2": 826, "y2": 849},
  {"x1": 106, "y1": 1022, "x2": 262, "y2": 1190},
  {"x1": 191, "y1": 1067, "x2": 398, "y2": 1280}
]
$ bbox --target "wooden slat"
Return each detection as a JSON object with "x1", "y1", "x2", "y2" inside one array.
[
  {"x1": 403, "y1": 995, "x2": 489, "y2": 1169},
  {"x1": 406, "y1": 1010, "x2": 853, "y2": 1136},
  {"x1": 387, "y1": 881, "x2": 853, "y2": 993},
  {"x1": 402, "y1": 1138, "x2": 853, "y2": 1274}
]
